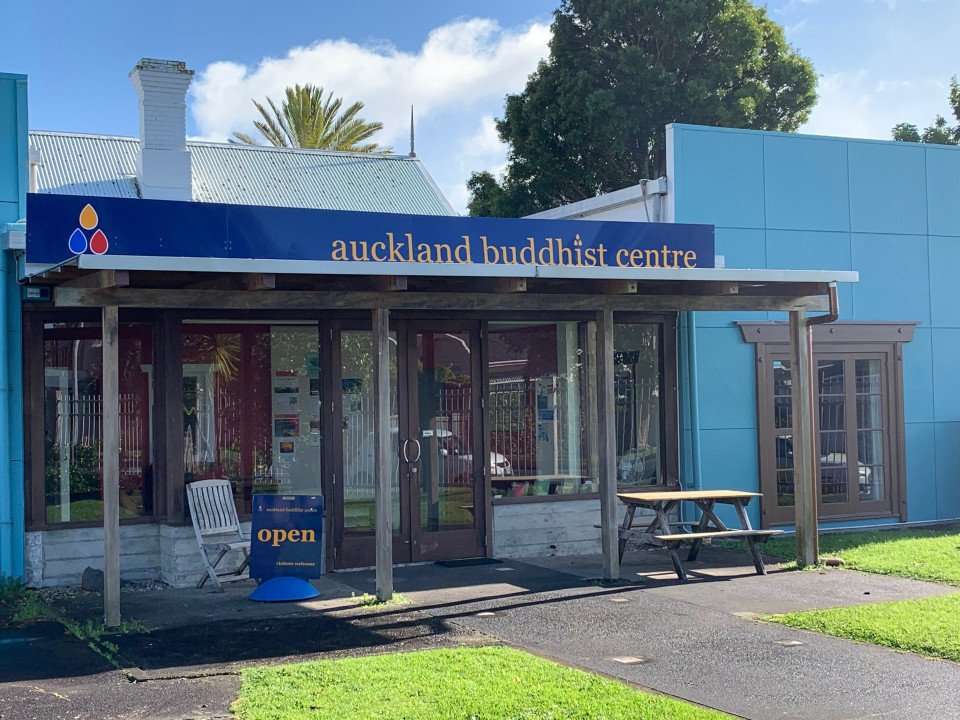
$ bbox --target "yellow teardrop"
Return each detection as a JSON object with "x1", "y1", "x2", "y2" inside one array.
[{"x1": 79, "y1": 204, "x2": 98, "y2": 230}]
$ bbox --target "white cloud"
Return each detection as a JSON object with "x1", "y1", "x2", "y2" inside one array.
[
  {"x1": 189, "y1": 18, "x2": 549, "y2": 212},
  {"x1": 802, "y1": 70, "x2": 953, "y2": 140},
  {"x1": 190, "y1": 18, "x2": 549, "y2": 149}
]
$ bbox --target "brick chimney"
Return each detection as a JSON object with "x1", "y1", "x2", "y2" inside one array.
[{"x1": 129, "y1": 58, "x2": 195, "y2": 201}]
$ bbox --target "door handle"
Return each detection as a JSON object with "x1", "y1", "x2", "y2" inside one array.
[
  {"x1": 410, "y1": 438, "x2": 422, "y2": 463},
  {"x1": 401, "y1": 438, "x2": 411, "y2": 463}
]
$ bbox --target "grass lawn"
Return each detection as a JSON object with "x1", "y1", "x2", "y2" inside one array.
[
  {"x1": 766, "y1": 593, "x2": 960, "y2": 662},
  {"x1": 232, "y1": 646, "x2": 730, "y2": 720},
  {"x1": 740, "y1": 527, "x2": 960, "y2": 586}
]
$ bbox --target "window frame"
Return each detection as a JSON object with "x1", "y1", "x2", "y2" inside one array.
[{"x1": 741, "y1": 322, "x2": 912, "y2": 528}]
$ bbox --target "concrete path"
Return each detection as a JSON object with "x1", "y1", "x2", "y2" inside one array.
[
  {"x1": 338, "y1": 549, "x2": 960, "y2": 720},
  {"x1": 2, "y1": 547, "x2": 958, "y2": 719}
]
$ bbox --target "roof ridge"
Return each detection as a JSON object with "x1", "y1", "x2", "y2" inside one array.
[
  {"x1": 30, "y1": 129, "x2": 140, "y2": 142},
  {"x1": 187, "y1": 139, "x2": 415, "y2": 161}
]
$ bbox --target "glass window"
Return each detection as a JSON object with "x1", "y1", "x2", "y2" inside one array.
[
  {"x1": 182, "y1": 323, "x2": 322, "y2": 515},
  {"x1": 762, "y1": 351, "x2": 895, "y2": 522},
  {"x1": 487, "y1": 321, "x2": 595, "y2": 498},
  {"x1": 43, "y1": 322, "x2": 153, "y2": 523},
  {"x1": 340, "y1": 330, "x2": 399, "y2": 535},
  {"x1": 614, "y1": 324, "x2": 663, "y2": 488}
]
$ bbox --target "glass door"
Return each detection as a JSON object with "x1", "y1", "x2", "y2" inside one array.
[
  {"x1": 330, "y1": 319, "x2": 486, "y2": 568},
  {"x1": 403, "y1": 321, "x2": 485, "y2": 562}
]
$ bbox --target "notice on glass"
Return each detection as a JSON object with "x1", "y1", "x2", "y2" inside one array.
[{"x1": 274, "y1": 418, "x2": 300, "y2": 437}]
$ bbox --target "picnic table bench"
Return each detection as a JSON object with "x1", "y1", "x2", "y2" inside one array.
[{"x1": 617, "y1": 489, "x2": 783, "y2": 581}]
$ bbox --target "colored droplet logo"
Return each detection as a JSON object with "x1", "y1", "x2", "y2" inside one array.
[
  {"x1": 90, "y1": 229, "x2": 109, "y2": 255},
  {"x1": 68, "y1": 228, "x2": 88, "y2": 255},
  {"x1": 79, "y1": 204, "x2": 98, "y2": 230}
]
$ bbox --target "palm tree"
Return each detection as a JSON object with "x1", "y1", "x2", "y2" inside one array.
[{"x1": 231, "y1": 84, "x2": 391, "y2": 153}]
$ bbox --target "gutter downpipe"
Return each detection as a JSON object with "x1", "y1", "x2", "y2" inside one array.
[
  {"x1": 798, "y1": 285, "x2": 840, "y2": 558},
  {"x1": 686, "y1": 311, "x2": 703, "y2": 501}
]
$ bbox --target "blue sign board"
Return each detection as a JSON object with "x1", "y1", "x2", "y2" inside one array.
[
  {"x1": 26, "y1": 193, "x2": 715, "y2": 271},
  {"x1": 249, "y1": 494, "x2": 324, "y2": 581}
]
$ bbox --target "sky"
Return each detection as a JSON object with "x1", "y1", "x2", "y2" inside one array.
[{"x1": 3, "y1": 0, "x2": 958, "y2": 213}]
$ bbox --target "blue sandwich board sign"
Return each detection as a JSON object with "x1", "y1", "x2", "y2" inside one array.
[{"x1": 249, "y1": 494, "x2": 324, "y2": 581}]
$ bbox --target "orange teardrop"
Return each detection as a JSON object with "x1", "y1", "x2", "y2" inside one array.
[{"x1": 79, "y1": 204, "x2": 98, "y2": 230}]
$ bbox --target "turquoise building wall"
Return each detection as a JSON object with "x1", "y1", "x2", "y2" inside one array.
[
  {"x1": 0, "y1": 72, "x2": 26, "y2": 578},
  {"x1": 669, "y1": 123, "x2": 960, "y2": 529}
]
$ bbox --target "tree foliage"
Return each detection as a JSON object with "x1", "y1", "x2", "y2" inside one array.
[
  {"x1": 232, "y1": 84, "x2": 390, "y2": 153},
  {"x1": 891, "y1": 77, "x2": 960, "y2": 146},
  {"x1": 468, "y1": 0, "x2": 818, "y2": 217}
]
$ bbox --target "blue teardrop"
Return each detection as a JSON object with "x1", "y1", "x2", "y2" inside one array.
[{"x1": 68, "y1": 228, "x2": 87, "y2": 255}]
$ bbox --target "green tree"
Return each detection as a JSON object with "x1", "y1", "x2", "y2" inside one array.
[
  {"x1": 891, "y1": 77, "x2": 960, "y2": 146},
  {"x1": 232, "y1": 84, "x2": 391, "y2": 153},
  {"x1": 468, "y1": 0, "x2": 817, "y2": 217}
]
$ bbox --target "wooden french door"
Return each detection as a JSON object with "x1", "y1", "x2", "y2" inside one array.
[{"x1": 330, "y1": 318, "x2": 486, "y2": 569}]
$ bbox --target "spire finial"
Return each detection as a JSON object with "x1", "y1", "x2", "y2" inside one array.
[{"x1": 409, "y1": 105, "x2": 416, "y2": 157}]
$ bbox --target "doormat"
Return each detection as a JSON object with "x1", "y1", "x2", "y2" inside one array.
[{"x1": 435, "y1": 558, "x2": 503, "y2": 568}]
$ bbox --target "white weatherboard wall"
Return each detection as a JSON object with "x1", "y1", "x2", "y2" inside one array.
[
  {"x1": 492, "y1": 500, "x2": 654, "y2": 558},
  {"x1": 24, "y1": 521, "x2": 251, "y2": 588}
]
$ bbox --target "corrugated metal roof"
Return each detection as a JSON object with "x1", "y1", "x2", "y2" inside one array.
[{"x1": 29, "y1": 131, "x2": 456, "y2": 216}]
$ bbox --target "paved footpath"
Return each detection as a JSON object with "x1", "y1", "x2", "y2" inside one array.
[
  {"x1": 340, "y1": 550, "x2": 960, "y2": 720},
  {"x1": 2, "y1": 547, "x2": 959, "y2": 719}
]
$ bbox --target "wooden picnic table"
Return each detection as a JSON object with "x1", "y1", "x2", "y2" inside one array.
[{"x1": 617, "y1": 489, "x2": 782, "y2": 581}]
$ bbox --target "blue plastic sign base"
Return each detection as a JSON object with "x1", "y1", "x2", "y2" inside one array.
[{"x1": 249, "y1": 576, "x2": 320, "y2": 603}]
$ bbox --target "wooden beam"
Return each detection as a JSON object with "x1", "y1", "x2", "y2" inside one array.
[
  {"x1": 596, "y1": 309, "x2": 619, "y2": 580},
  {"x1": 54, "y1": 287, "x2": 832, "y2": 313},
  {"x1": 789, "y1": 309, "x2": 819, "y2": 567},
  {"x1": 598, "y1": 280, "x2": 638, "y2": 295},
  {"x1": 483, "y1": 278, "x2": 527, "y2": 293},
  {"x1": 245, "y1": 273, "x2": 275, "y2": 291},
  {"x1": 153, "y1": 312, "x2": 185, "y2": 523},
  {"x1": 59, "y1": 270, "x2": 129, "y2": 289},
  {"x1": 102, "y1": 306, "x2": 121, "y2": 627},
  {"x1": 372, "y1": 307, "x2": 393, "y2": 601},
  {"x1": 375, "y1": 275, "x2": 408, "y2": 292}
]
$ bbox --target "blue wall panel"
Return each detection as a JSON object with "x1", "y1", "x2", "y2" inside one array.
[
  {"x1": 699, "y1": 227, "x2": 767, "y2": 327},
  {"x1": 928, "y1": 235, "x2": 960, "y2": 328},
  {"x1": 848, "y1": 142, "x2": 927, "y2": 235},
  {"x1": 850, "y1": 233, "x2": 930, "y2": 324},
  {"x1": 698, "y1": 428, "x2": 761, "y2": 527},
  {"x1": 926, "y1": 147, "x2": 960, "y2": 237},
  {"x1": 763, "y1": 136, "x2": 850, "y2": 232},
  {"x1": 934, "y1": 422, "x2": 960, "y2": 519},
  {"x1": 670, "y1": 126, "x2": 765, "y2": 228},
  {"x1": 765, "y1": 229, "x2": 853, "y2": 320},
  {"x1": 905, "y1": 423, "x2": 937, "y2": 521},
  {"x1": 931, "y1": 329, "x2": 960, "y2": 422},
  {"x1": 694, "y1": 327, "x2": 757, "y2": 431},
  {"x1": 902, "y1": 327, "x2": 934, "y2": 424}
]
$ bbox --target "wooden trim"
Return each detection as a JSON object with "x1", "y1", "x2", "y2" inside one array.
[
  {"x1": 23, "y1": 313, "x2": 44, "y2": 530},
  {"x1": 894, "y1": 343, "x2": 908, "y2": 522},
  {"x1": 59, "y1": 270, "x2": 129, "y2": 290},
  {"x1": 659, "y1": 315, "x2": 681, "y2": 486},
  {"x1": 739, "y1": 321, "x2": 918, "y2": 345},
  {"x1": 480, "y1": 322, "x2": 494, "y2": 557},
  {"x1": 54, "y1": 287, "x2": 831, "y2": 313},
  {"x1": 154, "y1": 312, "x2": 184, "y2": 523}
]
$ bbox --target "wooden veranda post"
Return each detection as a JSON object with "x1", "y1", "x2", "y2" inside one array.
[
  {"x1": 372, "y1": 308, "x2": 394, "y2": 601},
  {"x1": 102, "y1": 305, "x2": 121, "y2": 626},
  {"x1": 596, "y1": 309, "x2": 619, "y2": 580},
  {"x1": 789, "y1": 309, "x2": 819, "y2": 567}
]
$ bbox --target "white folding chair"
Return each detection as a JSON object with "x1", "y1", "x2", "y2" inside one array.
[{"x1": 186, "y1": 479, "x2": 251, "y2": 591}]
